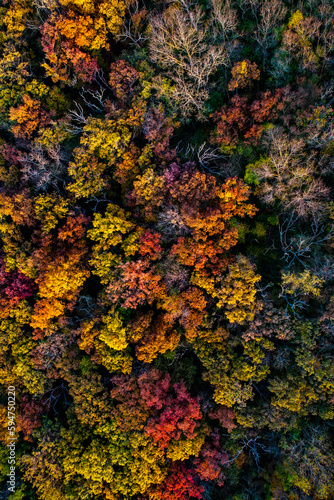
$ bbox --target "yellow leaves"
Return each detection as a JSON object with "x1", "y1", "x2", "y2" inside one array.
[
  {"x1": 122, "y1": 229, "x2": 143, "y2": 257},
  {"x1": 132, "y1": 168, "x2": 165, "y2": 214},
  {"x1": 100, "y1": 0, "x2": 126, "y2": 36},
  {"x1": 166, "y1": 433, "x2": 206, "y2": 461},
  {"x1": 3, "y1": 0, "x2": 32, "y2": 40},
  {"x1": 59, "y1": 0, "x2": 126, "y2": 36},
  {"x1": 269, "y1": 376, "x2": 318, "y2": 413},
  {"x1": 25, "y1": 79, "x2": 49, "y2": 99},
  {"x1": 35, "y1": 194, "x2": 69, "y2": 233},
  {"x1": 31, "y1": 222, "x2": 90, "y2": 330},
  {"x1": 209, "y1": 375, "x2": 254, "y2": 407},
  {"x1": 68, "y1": 147, "x2": 109, "y2": 199},
  {"x1": 77, "y1": 319, "x2": 133, "y2": 373},
  {"x1": 283, "y1": 10, "x2": 321, "y2": 71},
  {"x1": 88, "y1": 204, "x2": 135, "y2": 249},
  {"x1": 13, "y1": 361, "x2": 45, "y2": 395},
  {"x1": 228, "y1": 60, "x2": 260, "y2": 92},
  {"x1": 288, "y1": 10, "x2": 304, "y2": 30},
  {"x1": 79, "y1": 116, "x2": 138, "y2": 167},
  {"x1": 59, "y1": 0, "x2": 95, "y2": 13},
  {"x1": 88, "y1": 204, "x2": 137, "y2": 283},
  {"x1": 37, "y1": 257, "x2": 89, "y2": 301},
  {"x1": 0, "y1": 43, "x2": 30, "y2": 86},
  {"x1": 281, "y1": 270, "x2": 324, "y2": 298},
  {"x1": 233, "y1": 361, "x2": 265, "y2": 383},
  {"x1": 243, "y1": 337, "x2": 275, "y2": 364},
  {"x1": 190, "y1": 271, "x2": 215, "y2": 296},
  {"x1": 216, "y1": 255, "x2": 262, "y2": 324},
  {"x1": 99, "y1": 308, "x2": 128, "y2": 351}
]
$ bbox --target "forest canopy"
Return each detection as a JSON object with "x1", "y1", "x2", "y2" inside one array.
[{"x1": 0, "y1": 0, "x2": 334, "y2": 499}]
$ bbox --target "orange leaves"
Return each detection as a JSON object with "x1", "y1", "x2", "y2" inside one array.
[
  {"x1": 170, "y1": 174, "x2": 256, "y2": 273},
  {"x1": 41, "y1": 20, "x2": 99, "y2": 84},
  {"x1": 55, "y1": 11, "x2": 107, "y2": 51},
  {"x1": 219, "y1": 177, "x2": 257, "y2": 219},
  {"x1": 9, "y1": 95, "x2": 50, "y2": 139},
  {"x1": 30, "y1": 297, "x2": 66, "y2": 332},
  {"x1": 193, "y1": 430, "x2": 228, "y2": 485},
  {"x1": 139, "y1": 229, "x2": 163, "y2": 260},
  {"x1": 0, "y1": 188, "x2": 35, "y2": 227},
  {"x1": 132, "y1": 168, "x2": 166, "y2": 220},
  {"x1": 114, "y1": 145, "x2": 141, "y2": 187},
  {"x1": 179, "y1": 287, "x2": 207, "y2": 340},
  {"x1": 171, "y1": 237, "x2": 227, "y2": 271},
  {"x1": 31, "y1": 214, "x2": 90, "y2": 332},
  {"x1": 107, "y1": 260, "x2": 165, "y2": 309},
  {"x1": 39, "y1": 0, "x2": 127, "y2": 83},
  {"x1": 182, "y1": 207, "x2": 227, "y2": 242},
  {"x1": 228, "y1": 59, "x2": 260, "y2": 91},
  {"x1": 167, "y1": 165, "x2": 218, "y2": 207},
  {"x1": 135, "y1": 314, "x2": 180, "y2": 363}
]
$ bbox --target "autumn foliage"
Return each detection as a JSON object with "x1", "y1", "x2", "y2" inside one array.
[{"x1": 1, "y1": 0, "x2": 334, "y2": 499}]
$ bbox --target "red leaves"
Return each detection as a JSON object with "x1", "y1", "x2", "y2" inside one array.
[
  {"x1": 212, "y1": 90, "x2": 284, "y2": 147},
  {"x1": 109, "y1": 60, "x2": 139, "y2": 103},
  {"x1": 143, "y1": 104, "x2": 176, "y2": 160},
  {"x1": 209, "y1": 405, "x2": 237, "y2": 433},
  {"x1": 138, "y1": 368, "x2": 171, "y2": 411},
  {"x1": 139, "y1": 229, "x2": 163, "y2": 260},
  {"x1": 144, "y1": 380, "x2": 202, "y2": 449},
  {"x1": 149, "y1": 463, "x2": 204, "y2": 500},
  {"x1": 18, "y1": 396, "x2": 44, "y2": 442},
  {"x1": 0, "y1": 257, "x2": 36, "y2": 306},
  {"x1": 193, "y1": 430, "x2": 229, "y2": 486}
]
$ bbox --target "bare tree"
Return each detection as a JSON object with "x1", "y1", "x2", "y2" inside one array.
[
  {"x1": 253, "y1": 128, "x2": 331, "y2": 220},
  {"x1": 149, "y1": 0, "x2": 227, "y2": 119},
  {"x1": 210, "y1": 0, "x2": 239, "y2": 40},
  {"x1": 279, "y1": 212, "x2": 334, "y2": 270},
  {"x1": 254, "y1": 0, "x2": 287, "y2": 61},
  {"x1": 20, "y1": 144, "x2": 69, "y2": 192},
  {"x1": 118, "y1": 0, "x2": 149, "y2": 47}
]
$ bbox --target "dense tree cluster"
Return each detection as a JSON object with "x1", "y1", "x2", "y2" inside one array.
[{"x1": 0, "y1": 0, "x2": 334, "y2": 498}]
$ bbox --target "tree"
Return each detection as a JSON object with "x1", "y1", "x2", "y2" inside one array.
[
  {"x1": 228, "y1": 59, "x2": 260, "y2": 92},
  {"x1": 214, "y1": 255, "x2": 262, "y2": 324},
  {"x1": 149, "y1": 0, "x2": 227, "y2": 118},
  {"x1": 148, "y1": 462, "x2": 204, "y2": 500},
  {"x1": 30, "y1": 214, "x2": 90, "y2": 332},
  {"x1": 253, "y1": 0, "x2": 287, "y2": 61},
  {"x1": 9, "y1": 94, "x2": 50, "y2": 139},
  {"x1": 248, "y1": 127, "x2": 331, "y2": 219},
  {"x1": 39, "y1": 0, "x2": 127, "y2": 84}
]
